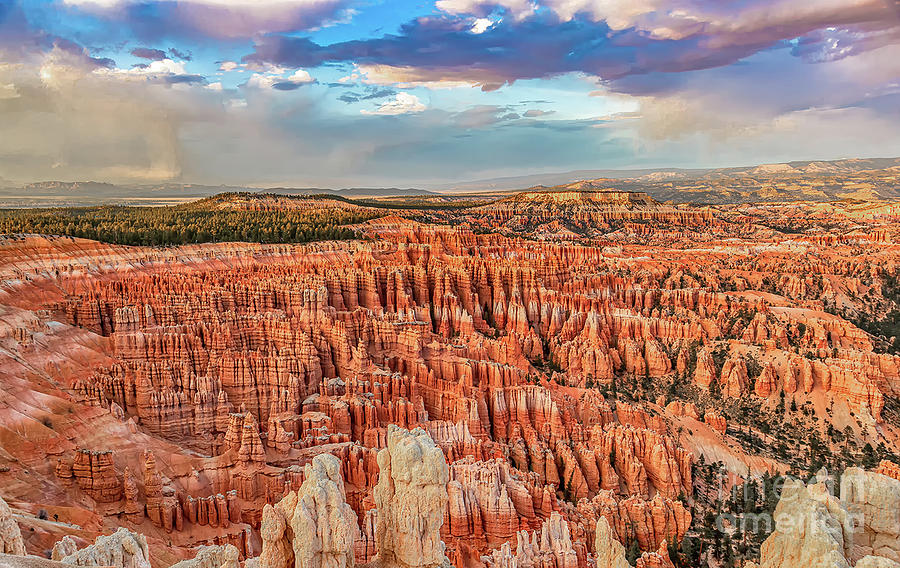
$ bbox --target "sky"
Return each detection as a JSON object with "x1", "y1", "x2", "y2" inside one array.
[{"x1": 0, "y1": 0, "x2": 899, "y2": 188}]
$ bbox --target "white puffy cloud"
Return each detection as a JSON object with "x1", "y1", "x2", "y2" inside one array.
[
  {"x1": 122, "y1": 58, "x2": 185, "y2": 76},
  {"x1": 360, "y1": 92, "x2": 427, "y2": 116},
  {"x1": 243, "y1": 68, "x2": 315, "y2": 90},
  {"x1": 245, "y1": 73, "x2": 278, "y2": 89},
  {"x1": 287, "y1": 69, "x2": 314, "y2": 84},
  {"x1": 470, "y1": 18, "x2": 497, "y2": 34}
]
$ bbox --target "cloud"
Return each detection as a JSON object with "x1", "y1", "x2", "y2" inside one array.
[
  {"x1": 3, "y1": 0, "x2": 900, "y2": 188},
  {"x1": 2, "y1": 41, "x2": 898, "y2": 189},
  {"x1": 523, "y1": 109, "x2": 554, "y2": 117},
  {"x1": 245, "y1": 4, "x2": 900, "y2": 93},
  {"x1": 0, "y1": 83, "x2": 19, "y2": 100},
  {"x1": 287, "y1": 69, "x2": 314, "y2": 83},
  {"x1": 244, "y1": 73, "x2": 278, "y2": 89},
  {"x1": 356, "y1": 64, "x2": 486, "y2": 90},
  {"x1": 0, "y1": 45, "x2": 223, "y2": 183},
  {"x1": 360, "y1": 92, "x2": 426, "y2": 115},
  {"x1": 336, "y1": 86, "x2": 396, "y2": 104},
  {"x1": 61, "y1": 0, "x2": 355, "y2": 39},
  {"x1": 452, "y1": 104, "x2": 520, "y2": 127},
  {"x1": 165, "y1": 74, "x2": 207, "y2": 85},
  {"x1": 470, "y1": 18, "x2": 496, "y2": 34},
  {"x1": 436, "y1": 0, "x2": 536, "y2": 20},
  {"x1": 99, "y1": 58, "x2": 210, "y2": 86},
  {"x1": 435, "y1": 0, "x2": 897, "y2": 43},
  {"x1": 243, "y1": 68, "x2": 314, "y2": 90},
  {"x1": 272, "y1": 81, "x2": 302, "y2": 90},
  {"x1": 168, "y1": 47, "x2": 192, "y2": 61},
  {"x1": 246, "y1": 16, "x2": 622, "y2": 91},
  {"x1": 131, "y1": 47, "x2": 167, "y2": 60},
  {"x1": 791, "y1": 24, "x2": 900, "y2": 63}
]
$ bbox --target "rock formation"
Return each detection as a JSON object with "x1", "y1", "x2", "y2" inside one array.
[
  {"x1": 170, "y1": 545, "x2": 241, "y2": 568},
  {"x1": 374, "y1": 426, "x2": 451, "y2": 568},
  {"x1": 481, "y1": 512, "x2": 578, "y2": 568},
  {"x1": 257, "y1": 453, "x2": 358, "y2": 568},
  {"x1": 0, "y1": 496, "x2": 25, "y2": 556},
  {"x1": 1, "y1": 198, "x2": 899, "y2": 568},
  {"x1": 51, "y1": 538, "x2": 79, "y2": 562},
  {"x1": 594, "y1": 517, "x2": 629, "y2": 568},
  {"x1": 747, "y1": 468, "x2": 900, "y2": 568},
  {"x1": 720, "y1": 356, "x2": 749, "y2": 398},
  {"x1": 70, "y1": 450, "x2": 122, "y2": 503},
  {"x1": 58, "y1": 528, "x2": 151, "y2": 568}
]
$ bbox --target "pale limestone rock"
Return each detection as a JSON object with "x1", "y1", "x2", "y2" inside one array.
[
  {"x1": 374, "y1": 425, "x2": 450, "y2": 568},
  {"x1": 752, "y1": 469, "x2": 900, "y2": 568},
  {"x1": 0, "y1": 555, "x2": 71, "y2": 568},
  {"x1": 258, "y1": 505, "x2": 292, "y2": 568},
  {"x1": 594, "y1": 517, "x2": 629, "y2": 568},
  {"x1": 51, "y1": 537, "x2": 78, "y2": 561},
  {"x1": 258, "y1": 453, "x2": 358, "y2": 568},
  {"x1": 170, "y1": 545, "x2": 241, "y2": 568},
  {"x1": 59, "y1": 528, "x2": 151, "y2": 568},
  {"x1": 757, "y1": 477, "x2": 850, "y2": 568},
  {"x1": 0, "y1": 495, "x2": 25, "y2": 556},
  {"x1": 841, "y1": 468, "x2": 900, "y2": 564},
  {"x1": 856, "y1": 557, "x2": 900, "y2": 568}
]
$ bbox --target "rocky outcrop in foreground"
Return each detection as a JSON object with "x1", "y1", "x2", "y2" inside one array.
[
  {"x1": 374, "y1": 426, "x2": 451, "y2": 568},
  {"x1": 170, "y1": 546, "x2": 241, "y2": 568},
  {"x1": 746, "y1": 468, "x2": 900, "y2": 568},
  {"x1": 0, "y1": 496, "x2": 25, "y2": 556},
  {"x1": 57, "y1": 528, "x2": 151, "y2": 568},
  {"x1": 258, "y1": 453, "x2": 358, "y2": 568}
]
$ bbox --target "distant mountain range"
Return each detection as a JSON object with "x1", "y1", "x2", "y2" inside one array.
[
  {"x1": 2, "y1": 156, "x2": 898, "y2": 207},
  {"x1": 0, "y1": 182, "x2": 436, "y2": 208},
  {"x1": 431, "y1": 157, "x2": 900, "y2": 192}
]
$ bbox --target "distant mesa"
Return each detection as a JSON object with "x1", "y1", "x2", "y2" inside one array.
[{"x1": 501, "y1": 187, "x2": 658, "y2": 208}]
